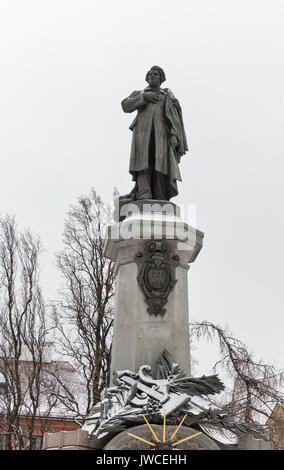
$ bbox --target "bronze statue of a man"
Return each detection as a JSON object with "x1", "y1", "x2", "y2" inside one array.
[{"x1": 121, "y1": 66, "x2": 188, "y2": 201}]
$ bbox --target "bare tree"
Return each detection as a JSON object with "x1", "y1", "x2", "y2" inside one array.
[
  {"x1": 190, "y1": 320, "x2": 284, "y2": 436},
  {"x1": 53, "y1": 189, "x2": 116, "y2": 416},
  {"x1": 0, "y1": 215, "x2": 58, "y2": 450}
]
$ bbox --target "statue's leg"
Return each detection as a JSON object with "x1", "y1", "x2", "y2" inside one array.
[
  {"x1": 136, "y1": 171, "x2": 152, "y2": 200},
  {"x1": 152, "y1": 171, "x2": 169, "y2": 200},
  {"x1": 119, "y1": 183, "x2": 137, "y2": 201}
]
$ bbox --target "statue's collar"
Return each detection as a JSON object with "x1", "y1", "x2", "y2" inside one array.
[{"x1": 144, "y1": 86, "x2": 167, "y2": 94}]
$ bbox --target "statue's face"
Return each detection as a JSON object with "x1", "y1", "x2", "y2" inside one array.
[{"x1": 148, "y1": 69, "x2": 162, "y2": 87}]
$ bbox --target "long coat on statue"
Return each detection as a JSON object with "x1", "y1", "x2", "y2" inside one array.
[{"x1": 121, "y1": 87, "x2": 188, "y2": 199}]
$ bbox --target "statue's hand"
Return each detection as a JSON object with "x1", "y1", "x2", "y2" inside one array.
[
  {"x1": 143, "y1": 92, "x2": 159, "y2": 103},
  {"x1": 170, "y1": 135, "x2": 179, "y2": 148}
]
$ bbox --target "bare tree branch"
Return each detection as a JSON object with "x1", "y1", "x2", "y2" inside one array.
[
  {"x1": 53, "y1": 189, "x2": 116, "y2": 415},
  {"x1": 190, "y1": 320, "x2": 284, "y2": 439},
  {"x1": 0, "y1": 215, "x2": 61, "y2": 449}
]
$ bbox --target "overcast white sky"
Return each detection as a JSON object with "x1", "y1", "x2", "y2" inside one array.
[{"x1": 0, "y1": 0, "x2": 283, "y2": 375}]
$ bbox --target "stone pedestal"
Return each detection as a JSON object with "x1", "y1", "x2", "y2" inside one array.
[{"x1": 104, "y1": 200, "x2": 203, "y2": 380}]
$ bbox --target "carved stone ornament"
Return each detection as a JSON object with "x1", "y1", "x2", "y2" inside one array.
[{"x1": 135, "y1": 241, "x2": 179, "y2": 316}]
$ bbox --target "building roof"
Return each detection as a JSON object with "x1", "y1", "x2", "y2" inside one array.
[{"x1": 0, "y1": 360, "x2": 87, "y2": 419}]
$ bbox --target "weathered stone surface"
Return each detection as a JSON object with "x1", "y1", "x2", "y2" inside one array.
[
  {"x1": 103, "y1": 424, "x2": 220, "y2": 450},
  {"x1": 104, "y1": 204, "x2": 203, "y2": 381},
  {"x1": 111, "y1": 254, "x2": 192, "y2": 379},
  {"x1": 42, "y1": 429, "x2": 105, "y2": 450},
  {"x1": 237, "y1": 434, "x2": 274, "y2": 450}
]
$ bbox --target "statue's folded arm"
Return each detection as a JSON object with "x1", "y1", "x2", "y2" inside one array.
[{"x1": 121, "y1": 90, "x2": 146, "y2": 113}]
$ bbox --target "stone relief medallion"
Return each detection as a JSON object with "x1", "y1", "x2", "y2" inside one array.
[
  {"x1": 104, "y1": 423, "x2": 220, "y2": 450},
  {"x1": 135, "y1": 241, "x2": 179, "y2": 316}
]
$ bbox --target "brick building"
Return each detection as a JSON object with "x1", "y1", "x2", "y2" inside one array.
[
  {"x1": 266, "y1": 403, "x2": 284, "y2": 450},
  {"x1": 0, "y1": 360, "x2": 85, "y2": 450}
]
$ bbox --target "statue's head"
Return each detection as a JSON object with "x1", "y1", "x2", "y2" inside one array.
[{"x1": 145, "y1": 66, "x2": 166, "y2": 86}]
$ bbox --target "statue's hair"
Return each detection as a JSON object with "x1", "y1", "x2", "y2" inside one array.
[{"x1": 145, "y1": 66, "x2": 166, "y2": 84}]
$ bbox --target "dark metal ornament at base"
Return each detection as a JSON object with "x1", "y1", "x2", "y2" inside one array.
[
  {"x1": 86, "y1": 349, "x2": 264, "y2": 446},
  {"x1": 103, "y1": 424, "x2": 220, "y2": 450},
  {"x1": 135, "y1": 241, "x2": 179, "y2": 316}
]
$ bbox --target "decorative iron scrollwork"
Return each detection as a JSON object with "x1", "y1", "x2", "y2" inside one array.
[{"x1": 135, "y1": 241, "x2": 179, "y2": 316}]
